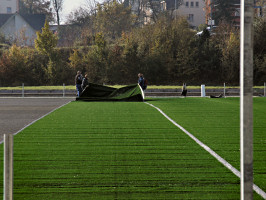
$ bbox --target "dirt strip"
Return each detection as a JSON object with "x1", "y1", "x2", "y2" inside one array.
[{"x1": 0, "y1": 97, "x2": 75, "y2": 142}]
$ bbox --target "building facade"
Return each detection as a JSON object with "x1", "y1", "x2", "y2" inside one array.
[
  {"x1": 175, "y1": 0, "x2": 205, "y2": 28},
  {"x1": 127, "y1": 0, "x2": 205, "y2": 27},
  {"x1": 0, "y1": 0, "x2": 18, "y2": 14},
  {"x1": 254, "y1": 0, "x2": 266, "y2": 18}
]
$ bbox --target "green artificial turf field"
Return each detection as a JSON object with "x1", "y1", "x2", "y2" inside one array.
[
  {"x1": 0, "y1": 98, "x2": 265, "y2": 199},
  {"x1": 148, "y1": 98, "x2": 266, "y2": 195}
]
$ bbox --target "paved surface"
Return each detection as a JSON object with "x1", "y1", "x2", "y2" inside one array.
[{"x1": 0, "y1": 97, "x2": 74, "y2": 142}]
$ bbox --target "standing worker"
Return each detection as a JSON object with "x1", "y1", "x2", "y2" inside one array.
[
  {"x1": 138, "y1": 73, "x2": 147, "y2": 91},
  {"x1": 75, "y1": 71, "x2": 83, "y2": 97},
  {"x1": 82, "y1": 74, "x2": 89, "y2": 91},
  {"x1": 181, "y1": 83, "x2": 187, "y2": 97}
]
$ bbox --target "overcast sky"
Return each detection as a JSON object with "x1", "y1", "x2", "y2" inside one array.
[{"x1": 62, "y1": 0, "x2": 87, "y2": 22}]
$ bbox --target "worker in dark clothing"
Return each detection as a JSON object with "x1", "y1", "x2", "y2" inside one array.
[
  {"x1": 82, "y1": 74, "x2": 89, "y2": 91},
  {"x1": 75, "y1": 71, "x2": 83, "y2": 97},
  {"x1": 181, "y1": 83, "x2": 187, "y2": 97},
  {"x1": 138, "y1": 73, "x2": 147, "y2": 91}
]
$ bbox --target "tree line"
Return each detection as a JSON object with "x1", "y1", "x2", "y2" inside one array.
[{"x1": 0, "y1": 1, "x2": 265, "y2": 87}]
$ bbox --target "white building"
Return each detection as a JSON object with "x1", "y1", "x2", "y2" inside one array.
[
  {"x1": 0, "y1": 13, "x2": 45, "y2": 46},
  {"x1": 0, "y1": 0, "x2": 19, "y2": 14},
  {"x1": 175, "y1": 0, "x2": 205, "y2": 28}
]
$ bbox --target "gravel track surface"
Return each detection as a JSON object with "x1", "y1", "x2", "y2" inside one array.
[{"x1": 0, "y1": 97, "x2": 74, "y2": 142}]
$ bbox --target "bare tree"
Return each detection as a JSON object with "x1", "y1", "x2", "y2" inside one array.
[
  {"x1": 19, "y1": 0, "x2": 53, "y2": 22},
  {"x1": 85, "y1": 0, "x2": 99, "y2": 15},
  {"x1": 51, "y1": 0, "x2": 64, "y2": 25},
  {"x1": 66, "y1": 7, "x2": 91, "y2": 25}
]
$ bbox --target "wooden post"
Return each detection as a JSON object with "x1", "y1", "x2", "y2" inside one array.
[
  {"x1": 240, "y1": 0, "x2": 254, "y2": 199},
  {"x1": 4, "y1": 134, "x2": 13, "y2": 200}
]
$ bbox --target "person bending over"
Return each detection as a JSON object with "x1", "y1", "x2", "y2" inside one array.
[{"x1": 82, "y1": 74, "x2": 89, "y2": 91}]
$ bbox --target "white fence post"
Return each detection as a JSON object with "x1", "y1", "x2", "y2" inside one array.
[
  {"x1": 63, "y1": 83, "x2": 65, "y2": 98},
  {"x1": 201, "y1": 85, "x2": 205, "y2": 97},
  {"x1": 4, "y1": 134, "x2": 13, "y2": 200}
]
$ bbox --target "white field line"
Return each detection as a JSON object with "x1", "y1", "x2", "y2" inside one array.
[
  {"x1": 145, "y1": 102, "x2": 266, "y2": 199},
  {"x1": 0, "y1": 101, "x2": 72, "y2": 144}
]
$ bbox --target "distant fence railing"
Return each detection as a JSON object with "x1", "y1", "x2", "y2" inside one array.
[
  {"x1": 0, "y1": 88, "x2": 265, "y2": 97},
  {"x1": 0, "y1": 83, "x2": 265, "y2": 97}
]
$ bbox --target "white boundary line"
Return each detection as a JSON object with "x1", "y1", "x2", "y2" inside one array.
[
  {"x1": 145, "y1": 102, "x2": 266, "y2": 199},
  {"x1": 138, "y1": 84, "x2": 145, "y2": 100},
  {"x1": 0, "y1": 101, "x2": 72, "y2": 144}
]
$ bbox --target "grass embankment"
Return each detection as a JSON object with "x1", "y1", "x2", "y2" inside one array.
[{"x1": 0, "y1": 98, "x2": 265, "y2": 199}]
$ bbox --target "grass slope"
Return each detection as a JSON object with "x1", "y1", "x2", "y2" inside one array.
[{"x1": 0, "y1": 99, "x2": 264, "y2": 199}]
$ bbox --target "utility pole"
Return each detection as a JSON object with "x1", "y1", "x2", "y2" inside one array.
[
  {"x1": 240, "y1": 0, "x2": 254, "y2": 199},
  {"x1": 210, "y1": 0, "x2": 213, "y2": 29},
  {"x1": 175, "y1": 0, "x2": 177, "y2": 19}
]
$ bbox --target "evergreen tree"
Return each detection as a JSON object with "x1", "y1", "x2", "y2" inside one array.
[
  {"x1": 35, "y1": 20, "x2": 58, "y2": 58},
  {"x1": 51, "y1": 0, "x2": 64, "y2": 25},
  {"x1": 35, "y1": 20, "x2": 59, "y2": 81}
]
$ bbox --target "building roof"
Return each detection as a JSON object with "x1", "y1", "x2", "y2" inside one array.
[
  {"x1": 20, "y1": 14, "x2": 46, "y2": 31},
  {"x1": 0, "y1": 14, "x2": 13, "y2": 27},
  {"x1": 0, "y1": 13, "x2": 45, "y2": 31}
]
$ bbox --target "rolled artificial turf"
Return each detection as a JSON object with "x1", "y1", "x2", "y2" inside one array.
[{"x1": 0, "y1": 98, "x2": 265, "y2": 199}]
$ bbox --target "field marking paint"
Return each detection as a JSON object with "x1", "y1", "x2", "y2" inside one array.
[
  {"x1": 138, "y1": 84, "x2": 145, "y2": 100},
  {"x1": 145, "y1": 102, "x2": 266, "y2": 199},
  {"x1": 0, "y1": 101, "x2": 72, "y2": 144}
]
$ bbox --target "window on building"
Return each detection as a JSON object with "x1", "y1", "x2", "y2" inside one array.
[
  {"x1": 7, "y1": 7, "x2": 12, "y2": 13},
  {"x1": 185, "y1": 2, "x2": 189, "y2": 7},
  {"x1": 188, "y1": 14, "x2": 194, "y2": 22},
  {"x1": 196, "y1": 2, "x2": 199, "y2": 7},
  {"x1": 190, "y1": 2, "x2": 194, "y2": 7}
]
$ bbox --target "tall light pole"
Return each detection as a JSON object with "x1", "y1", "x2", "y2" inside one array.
[
  {"x1": 210, "y1": 0, "x2": 213, "y2": 29},
  {"x1": 240, "y1": 0, "x2": 254, "y2": 199},
  {"x1": 175, "y1": 0, "x2": 177, "y2": 19}
]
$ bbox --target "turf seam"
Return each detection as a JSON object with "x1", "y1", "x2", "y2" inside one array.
[
  {"x1": 144, "y1": 102, "x2": 266, "y2": 199},
  {"x1": 0, "y1": 100, "x2": 72, "y2": 144}
]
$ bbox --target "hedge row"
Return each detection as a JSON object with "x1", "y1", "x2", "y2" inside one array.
[{"x1": 0, "y1": 18, "x2": 265, "y2": 87}]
